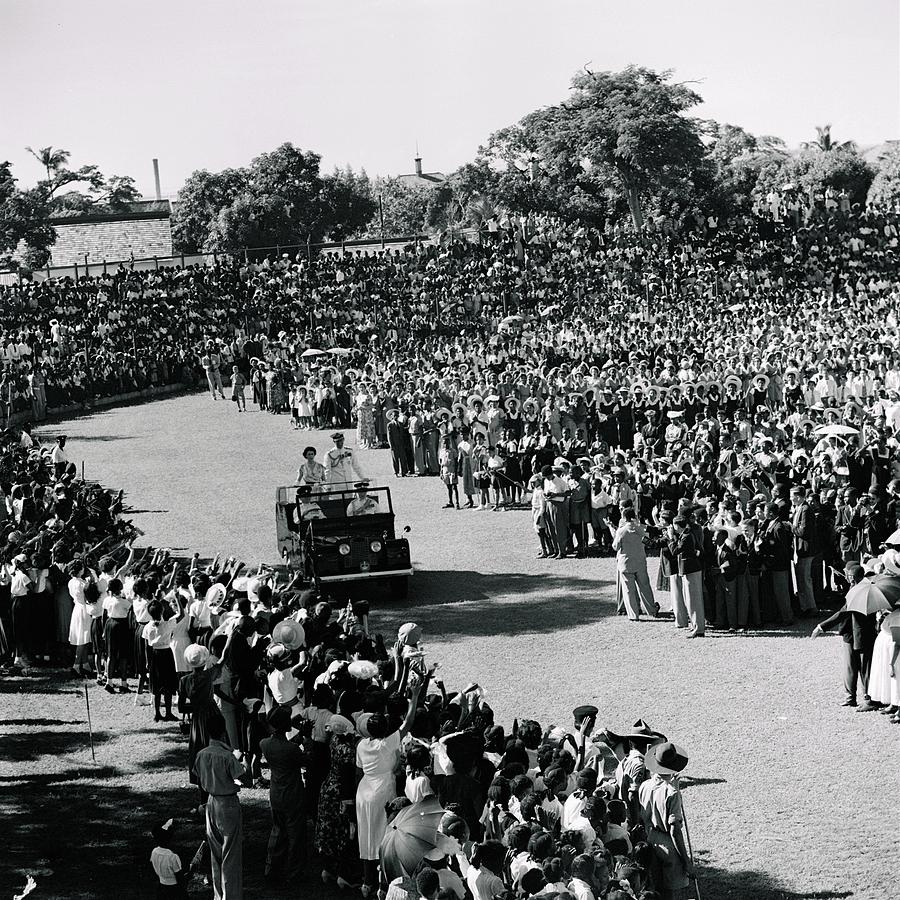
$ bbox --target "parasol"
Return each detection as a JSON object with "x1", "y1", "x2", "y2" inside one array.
[
  {"x1": 328, "y1": 348, "x2": 351, "y2": 356},
  {"x1": 813, "y1": 424, "x2": 859, "y2": 437},
  {"x1": 844, "y1": 580, "x2": 893, "y2": 615},
  {"x1": 301, "y1": 348, "x2": 326, "y2": 358},
  {"x1": 870, "y1": 574, "x2": 900, "y2": 605},
  {"x1": 499, "y1": 315, "x2": 523, "y2": 327},
  {"x1": 379, "y1": 796, "x2": 445, "y2": 879}
]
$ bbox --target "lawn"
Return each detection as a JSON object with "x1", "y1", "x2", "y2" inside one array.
[{"x1": 1, "y1": 392, "x2": 894, "y2": 899}]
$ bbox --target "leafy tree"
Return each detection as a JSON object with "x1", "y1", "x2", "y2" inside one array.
[
  {"x1": 25, "y1": 144, "x2": 138, "y2": 213},
  {"x1": 368, "y1": 177, "x2": 432, "y2": 236},
  {"x1": 318, "y1": 166, "x2": 377, "y2": 241},
  {"x1": 867, "y1": 146, "x2": 900, "y2": 210},
  {"x1": 801, "y1": 124, "x2": 856, "y2": 153},
  {"x1": 205, "y1": 193, "x2": 295, "y2": 250},
  {"x1": 541, "y1": 66, "x2": 707, "y2": 228},
  {"x1": 172, "y1": 167, "x2": 249, "y2": 252},
  {"x1": 0, "y1": 161, "x2": 55, "y2": 270},
  {"x1": 754, "y1": 146, "x2": 874, "y2": 207}
]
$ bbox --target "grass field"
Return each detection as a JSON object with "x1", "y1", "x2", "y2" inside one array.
[{"x1": 1, "y1": 392, "x2": 896, "y2": 900}]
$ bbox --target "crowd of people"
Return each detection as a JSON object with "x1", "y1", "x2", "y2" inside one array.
[
  {"x1": 4, "y1": 202, "x2": 900, "y2": 898},
  {"x1": 3, "y1": 427, "x2": 710, "y2": 900}
]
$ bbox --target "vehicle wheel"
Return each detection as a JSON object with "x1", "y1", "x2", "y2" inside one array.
[{"x1": 390, "y1": 576, "x2": 409, "y2": 600}]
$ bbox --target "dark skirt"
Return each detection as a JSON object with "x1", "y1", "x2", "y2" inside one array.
[
  {"x1": 188, "y1": 703, "x2": 216, "y2": 786},
  {"x1": 91, "y1": 616, "x2": 105, "y2": 662},
  {"x1": 148, "y1": 647, "x2": 178, "y2": 695},
  {"x1": 104, "y1": 617, "x2": 131, "y2": 668}
]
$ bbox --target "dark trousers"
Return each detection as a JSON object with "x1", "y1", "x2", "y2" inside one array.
[
  {"x1": 843, "y1": 641, "x2": 873, "y2": 702},
  {"x1": 265, "y1": 800, "x2": 307, "y2": 880}
]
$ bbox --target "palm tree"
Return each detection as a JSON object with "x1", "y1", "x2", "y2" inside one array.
[
  {"x1": 25, "y1": 146, "x2": 70, "y2": 182},
  {"x1": 801, "y1": 125, "x2": 856, "y2": 153}
]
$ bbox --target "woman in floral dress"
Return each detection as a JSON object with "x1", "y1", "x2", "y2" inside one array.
[
  {"x1": 316, "y1": 714, "x2": 359, "y2": 885},
  {"x1": 356, "y1": 389, "x2": 376, "y2": 449}
]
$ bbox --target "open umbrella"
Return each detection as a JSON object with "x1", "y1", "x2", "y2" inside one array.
[
  {"x1": 301, "y1": 348, "x2": 326, "y2": 358},
  {"x1": 845, "y1": 580, "x2": 893, "y2": 615},
  {"x1": 871, "y1": 574, "x2": 900, "y2": 605},
  {"x1": 328, "y1": 348, "x2": 351, "y2": 356},
  {"x1": 813, "y1": 424, "x2": 859, "y2": 437},
  {"x1": 379, "y1": 796, "x2": 445, "y2": 879},
  {"x1": 499, "y1": 315, "x2": 523, "y2": 327}
]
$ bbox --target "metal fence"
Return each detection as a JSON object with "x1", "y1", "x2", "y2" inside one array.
[{"x1": 1, "y1": 229, "x2": 478, "y2": 285}]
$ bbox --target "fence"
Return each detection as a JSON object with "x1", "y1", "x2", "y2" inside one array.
[{"x1": 1, "y1": 229, "x2": 479, "y2": 285}]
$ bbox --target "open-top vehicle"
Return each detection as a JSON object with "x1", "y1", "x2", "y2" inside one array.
[{"x1": 275, "y1": 485, "x2": 412, "y2": 598}]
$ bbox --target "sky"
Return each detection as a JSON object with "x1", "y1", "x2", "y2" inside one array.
[{"x1": 2, "y1": 0, "x2": 898, "y2": 198}]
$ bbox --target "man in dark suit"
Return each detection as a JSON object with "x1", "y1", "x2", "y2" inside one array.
[
  {"x1": 386, "y1": 409, "x2": 411, "y2": 477},
  {"x1": 791, "y1": 485, "x2": 818, "y2": 615},
  {"x1": 811, "y1": 563, "x2": 878, "y2": 709}
]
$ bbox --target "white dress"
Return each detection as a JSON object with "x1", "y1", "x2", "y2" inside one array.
[
  {"x1": 868, "y1": 609, "x2": 900, "y2": 705},
  {"x1": 355, "y1": 730, "x2": 401, "y2": 860},
  {"x1": 67, "y1": 576, "x2": 92, "y2": 646}
]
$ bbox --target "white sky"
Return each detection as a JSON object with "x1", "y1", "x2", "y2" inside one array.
[{"x1": 2, "y1": 0, "x2": 898, "y2": 197}]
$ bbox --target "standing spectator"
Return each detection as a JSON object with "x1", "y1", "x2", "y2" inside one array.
[
  {"x1": 193, "y1": 714, "x2": 246, "y2": 900},
  {"x1": 609, "y1": 508, "x2": 658, "y2": 620}
]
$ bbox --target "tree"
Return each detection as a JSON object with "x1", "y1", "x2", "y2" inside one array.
[
  {"x1": 545, "y1": 66, "x2": 707, "y2": 228},
  {"x1": 801, "y1": 124, "x2": 856, "y2": 153},
  {"x1": 368, "y1": 177, "x2": 432, "y2": 236},
  {"x1": 0, "y1": 161, "x2": 55, "y2": 271},
  {"x1": 318, "y1": 166, "x2": 377, "y2": 241},
  {"x1": 205, "y1": 193, "x2": 295, "y2": 250},
  {"x1": 172, "y1": 167, "x2": 249, "y2": 252},
  {"x1": 25, "y1": 145, "x2": 70, "y2": 183},
  {"x1": 754, "y1": 146, "x2": 874, "y2": 208},
  {"x1": 867, "y1": 146, "x2": 900, "y2": 211}
]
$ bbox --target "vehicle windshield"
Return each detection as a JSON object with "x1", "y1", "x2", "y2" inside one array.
[{"x1": 278, "y1": 485, "x2": 393, "y2": 520}]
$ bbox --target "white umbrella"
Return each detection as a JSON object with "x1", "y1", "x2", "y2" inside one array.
[
  {"x1": 727, "y1": 303, "x2": 744, "y2": 313},
  {"x1": 813, "y1": 424, "x2": 859, "y2": 437},
  {"x1": 500, "y1": 315, "x2": 523, "y2": 326},
  {"x1": 328, "y1": 348, "x2": 351, "y2": 356},
  {"x1": 301, "y1": 348, "x2": 326, "y2": 358}
]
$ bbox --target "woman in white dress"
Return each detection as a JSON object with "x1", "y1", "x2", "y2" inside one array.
[
  {"x1": 67, "y1": 561, "x2": 96, "y2": 676},
  {"x1": 868, "y1": 607, "x2": 900, "y2": 716},
  {"x1": 355, "y1": 679, "x2": 422, "y2": 897}
]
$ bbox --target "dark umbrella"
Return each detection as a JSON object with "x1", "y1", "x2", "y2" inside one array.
[{"x1": 379, "y1": 796, "x2": 445, "y2": 879}]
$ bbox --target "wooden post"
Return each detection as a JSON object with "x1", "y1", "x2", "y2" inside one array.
[
  {"x1": 84, "y1": 253, "x2": 89, "y2": 277},
  {"x1": 103, "y1": 258, "x2": 107, "y2": 275},
  {"x1": 74, "y1": 261, "x2": 79, "y2": 280},
  {"x1": 306, "y1": 235, "x2": 311, "y2": 262},
  {"x1": 154, "y1": 256, "x2": 159, "y2": 271},
  {"x1": 181, "y1": 251, "x2": 185, "y2": 268}
]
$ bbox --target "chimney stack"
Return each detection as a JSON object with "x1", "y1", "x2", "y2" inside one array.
[
  {"x1": 152, "y1": 158, "x2": 162, "y2": 200},
  {"x1": 414, "y1": 155, "x2": 422, "y2": 177}
]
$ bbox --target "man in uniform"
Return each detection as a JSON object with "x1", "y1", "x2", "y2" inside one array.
[
  {"x1": 346, "y1": 482, "x2": 379, "y2": 517},
  {"x1": 325, "y1": 432, "x2": 366, "y2": 487}
]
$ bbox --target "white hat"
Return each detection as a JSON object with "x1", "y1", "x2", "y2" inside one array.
[
  {"x1": 205, "y1": 583, "x2": 227, "y2": 608},
  {"x1": 184, "y1": 644, "x2": 210, "y2": 668}
]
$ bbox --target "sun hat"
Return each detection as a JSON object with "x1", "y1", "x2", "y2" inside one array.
[
  {"x1": 184, "y1": 644, "x2": 210, "y2": 669},
  {"x1": 348, "y1": 659, "x2": 379, "y2": 680},
  {"x1": 266, "y1": 642, "x2": 290, "y2": 663},
  {"x1": 205, "y1": 583, "x2": 227, "y2": 608},
  {"x1": 601, "y1": 718, "x2": 667, "y2": 746},
  {"x1": 272, "y1": 618, "x2": 305, "y2": 650},
  {"x1": 645, "y1": 741, "x2": 689, "y2": 776},
  {"x1": 398, "y1": 622, "x2": 421, "y2": 645}
]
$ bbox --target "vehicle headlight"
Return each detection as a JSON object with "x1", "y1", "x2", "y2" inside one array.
[
  {"x1": 370, "y1": 540, "x2": 383, "y2": 553},
  {"x1": 339, "y1": 543, "x2": 351, "y2": 556}
]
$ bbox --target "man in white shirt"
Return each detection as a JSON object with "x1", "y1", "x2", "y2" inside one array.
[{"x1": 50, "y1": 435, "x2": 68, "y2": 478}]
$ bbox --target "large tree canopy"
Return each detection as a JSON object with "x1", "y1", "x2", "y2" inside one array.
[{"x1": 173, "y1": 144, "x2": 376, "y2": 251}]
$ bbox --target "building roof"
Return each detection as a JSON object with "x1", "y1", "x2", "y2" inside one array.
[
  {"x1": 397, "y1": 171, "x2": 447, "y2": 186},
  {"x1": 49, "y1": 198, "x2": 171, "y2": 226}
]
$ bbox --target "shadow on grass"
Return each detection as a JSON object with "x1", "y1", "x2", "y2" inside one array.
[
  {"x1": 698, "y1": 860, "x2": 854, "y2": 900},
  {"x1": 376, "y1": 570, "x2": 615, "y2": 639},
  {"x1": 0, "y1": 717, "x2": 84, "y2": 727},
  {"x1": 0, "y1": 728, "x2": 111, "y2": 762}
]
